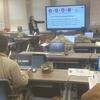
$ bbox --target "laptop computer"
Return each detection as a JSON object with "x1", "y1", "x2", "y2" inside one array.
[
  {"x1": 32, "y1": 54, "x2": 47, "y2": 68},
  {"x1": 84, "y1": 32, "x2": 94, "y2": 39},
  {"x1": 64, "y1": 35, "x2": 76, "y2": 44},
  {"x1": 15, "y1": 54, "x2": 32, "y2": 69},
  {"x1": 47, "y1": 42, "x2": 65, "y2": 55}
]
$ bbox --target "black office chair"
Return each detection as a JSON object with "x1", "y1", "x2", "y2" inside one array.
[{"x1": 0, "y1": 79, "x2": 17, "y2": 100}]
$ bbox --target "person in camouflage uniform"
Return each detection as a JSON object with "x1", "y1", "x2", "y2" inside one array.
[
  {"x1": 75, "y1": 33, "x2": 92, "y2": 43},
  {"x1": 0, "y1": 34, "x2": 29, "y2": 100},
  {"x1": 16, "y1": 26, "x2": 26, "y2": 38},
  {"x1": 75, "y1": 31, "x2": 91, "y2": 43},
  {"x1": 50, "y1": 34, "x2": 75, "y2": 55}
]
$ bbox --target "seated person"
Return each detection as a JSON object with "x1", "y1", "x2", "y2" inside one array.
[
  {"x1": 0, "y1": 34, "x2": 32, "y2": 100},
  {"x1": 81, "y1": 83, "x2": 100, "y2": 100},
  {"x1": 75, "y1": 32, "x2": 92, "y2": 43},
  {"x1": 16, "y1": 26, "x2": 26, "y2": 38},
  {"x1": 50, "y1": 34, "x2": 74, "y2": 54}
]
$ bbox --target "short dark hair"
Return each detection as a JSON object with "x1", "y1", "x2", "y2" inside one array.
[
  {"x1": 29, "y1": 16, "x2": 34, "y2": 22},
  {"x1": 0, "y1": 34, "x2": 8, "y2": 52}
]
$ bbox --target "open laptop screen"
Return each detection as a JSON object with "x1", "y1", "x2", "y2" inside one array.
[
  {"x1": 64, "y1": 35, "x2": 76, "y2": 43},
  {"x1": 32, "y1": 54, "x2": 46, "y2": 68},
  {"x1": 84, "y1": 32, "x2": 94, "y2": 38},
  {"x1": 15, "y1": 54, "x2": 32, "y2": 69},
  {"x1": 48, "y1": 42, "x2": 64, "y2": 52}
]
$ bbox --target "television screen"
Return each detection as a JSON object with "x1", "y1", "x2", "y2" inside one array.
[{"x1": 45, "y1": 5, "x2": 86, "y2": 30}]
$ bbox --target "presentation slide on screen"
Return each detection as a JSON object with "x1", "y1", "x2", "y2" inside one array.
[{"x1": 46, "y1": 5, "x2": 85, "y2": 29}]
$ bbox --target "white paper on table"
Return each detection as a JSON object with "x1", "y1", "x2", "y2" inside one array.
[
  {"x1": 88, "y1": 72, "x2": 100, "y2": 89},
  {"x1": 40, "y1": 43, "x2": 49, "y2": 47},
  {"x1": 68, "y1": 68, "x2": 94, "y2": 77},
  {"x1": 95, "y1": 42, "x2": 100, "y2": 46}
]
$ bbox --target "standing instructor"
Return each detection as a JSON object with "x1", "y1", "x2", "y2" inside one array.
[{"x1": 28, "y1": 16, "x2": 39, "y2": 35}]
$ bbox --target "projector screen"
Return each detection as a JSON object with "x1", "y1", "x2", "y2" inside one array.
[{"x1": 45, "y1": 5, "x2": 86, "y2": 30}]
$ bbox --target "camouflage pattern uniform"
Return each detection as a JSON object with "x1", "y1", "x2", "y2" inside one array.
[
  {"x1": 0, "y1": 53, "x2": 29, "y2": 100},
  {"x1": 51, "y1": 35, "x2": 74, "y2": 54},
  {"x1": 41, "y1": 61, "x2": 53, "y2": 73},
  {"x1": 75, "y1": 34, "x2": 91, "y2": 43}
]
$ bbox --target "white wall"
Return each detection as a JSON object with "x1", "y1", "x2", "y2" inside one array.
[
  {"x1": 31, "y1": 0, "x2": 50, "y2": 32},
  {"x1": 90, "y1": 0, "x2": 100, "y2": 27},
  {"x1": 32, "y1": 0, "x2": 50, "y2": 20},
  {"x1": 1, "y1": 0, "x2": 100, "y2": 32},
  {"x1": 0, "y1": 0, "x2": 4, "y2": 30},
  {"x1": 55, "y1": 0, "x2": 76, "y2": 5},
  {"x1": 9, "y1": 0, "x2": 27, "y2": 31},
  {"x1": 31, "y1": 0, "x2": 76, "y2": 32}
]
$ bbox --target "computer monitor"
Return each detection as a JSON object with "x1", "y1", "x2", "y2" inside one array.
[
  {"x1": 84, "y1": 32, "x2": 94, "y2": 39},
  {"x1": 48, "y1": 42, "x2": 64, "y2": 52},
  {"x1": 15, "y1": 54, "x2": 32, "y2": 69},
  {"x1": 45, "y1": 4, "x2": 86, "y2": 30},
  {"x1": 32, "y1": 54, "x2": 47, "y2": 68}
]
